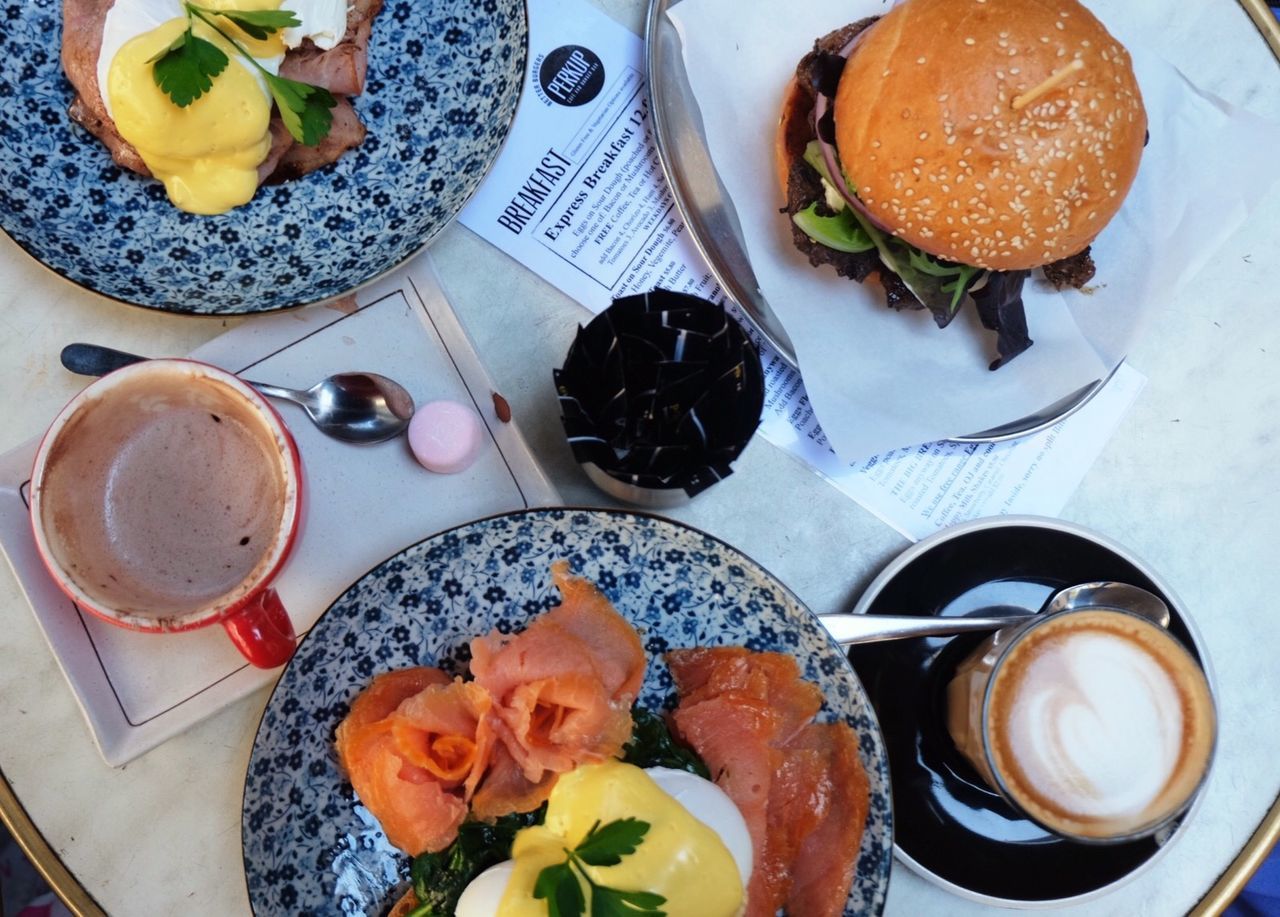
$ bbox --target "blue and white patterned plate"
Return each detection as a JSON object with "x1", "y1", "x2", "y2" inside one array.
[
  {"x1": 0, "y1": 0, "x2": 526, "y2": 313},
  {"x1": 241, "y1": 508, "x2": 893, "y2": 915}
]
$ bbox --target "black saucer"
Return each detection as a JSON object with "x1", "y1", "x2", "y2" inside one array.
[{"x1": 846, "y1": 518, "x2": 1208, "y2": 904}]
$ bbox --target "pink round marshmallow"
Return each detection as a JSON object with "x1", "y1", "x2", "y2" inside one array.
[{"x1": 408, "y1": 400, "x2": 485, "y2": 473}]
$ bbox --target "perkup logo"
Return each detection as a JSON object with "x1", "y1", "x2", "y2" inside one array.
[{"x1": 536, "y1": 45, "x2": 605, "y2": 107}]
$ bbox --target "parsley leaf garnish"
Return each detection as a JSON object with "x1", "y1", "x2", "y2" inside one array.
[
  {"x1": 573, "y1": 818, "x2": 650, "y2": 867},
  {"x1": 265, "y1": 73, "x2": 335, "y2": 147},
  {"x1": 148, "y1": 2, "x2": 333, "y2": 145},
  {"x1": 193, "y1": 5, "x2": 301, "y2": 40},
  {"x1": 148, "y1": 26, "x2": 228, "y2": 106},
  {"x1": 593, "y1": 887, "x2": 670, "y2": 915},
  {"x1": 535, "y1": 862, "x2": 585, "y2": 917},
  {"x1": 532, "y1": 818, "x2": 667, "y2": 917}
]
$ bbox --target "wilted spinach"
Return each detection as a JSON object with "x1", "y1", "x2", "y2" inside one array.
[
  {"x1": 621, "y1": 706, "x2": 709, "y2": 779},
  {"x1": 399, "y1": 707, "x2": 706, "y2": 915},
  {"x1": 404, "y1": 805, "x2": 546, "y2": 917}
]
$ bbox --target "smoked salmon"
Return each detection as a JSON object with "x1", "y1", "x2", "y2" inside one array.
[
  {"x1": 335, "y1": 563, "x2": 648, "y2": 853},
  {"x1": 784, "y1": 724, "x2": 869, "y2": 917},
  {"x1": 671, "y1": 691, "x2": 786, "y2": 916},
  {"x1": 335, "y1": 667, "x2": 471, "y2": 856},
  {"x1": 335, "y1": 667, "x2": 451, "y2": 761},
  {"x1": 389, "y1": 679, "x2": 496, "y2": 801},
  {"x1": 469, "y1": 742, "x2": 558, "y2": 820},
  {"x1": 669, "y1": 646, "x2": 823, "y2": 745},
  {"x1": 471, "y1": 560, "x2": 645, "y2": 796},
  {"x1": 471, "y1": 561, "x2": 646, "y2": 703},
  {"x1": 668, "y1": 647, "x2": 868, "y2": 917}
]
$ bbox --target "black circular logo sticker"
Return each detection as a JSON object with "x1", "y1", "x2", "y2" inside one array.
[{"x1": 538, "y1": 45, "x2": 605, "y2": 107}]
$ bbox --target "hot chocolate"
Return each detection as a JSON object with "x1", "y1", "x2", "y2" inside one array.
[
  {"x1": 947, "y1": 608, "x2": 1215, "y2": 841},
  {"x1": 37, "y1": 369, "x2": 289, "y2": 621}
]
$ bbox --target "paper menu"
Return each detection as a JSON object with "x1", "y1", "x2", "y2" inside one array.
[
  {"x1": 0, "y1": 257, "x2": 558, "y2": 766},
  {"x1": 459, "y1": 0, "x2": 723, "y2": 310},
  {"x1": 765, "y1": 361, "x2": 1146, "y2": 541},
  {"x1": 458, "y1": 0, "x2": 1144, "y2": 540},
  {"x1": 666, "y1": 0, "x2": 1280, "y2": 460}
]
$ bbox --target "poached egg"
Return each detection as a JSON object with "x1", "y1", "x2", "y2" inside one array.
[
  {"x1": 455, "y1": 762, "x2": 753, "y2": 917},
  {"x1": 97, "y1": 0, "x2": 348, "y2": 214}
]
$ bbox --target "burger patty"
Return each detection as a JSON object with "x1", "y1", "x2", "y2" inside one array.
[
  {"x1": 1042, "y1": 248, "x2": 1097, "y2": 290},
  {"x1": 783, "y1": 17, "x2": 916, "y2": 310}
]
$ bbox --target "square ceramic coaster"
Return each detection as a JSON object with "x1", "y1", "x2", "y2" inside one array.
[{"x1": 0, "y1": 254, "x2": 558, "y2": 765}]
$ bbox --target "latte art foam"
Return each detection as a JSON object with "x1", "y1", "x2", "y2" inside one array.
[
  {"x1": 1004, "y1": 633, "x2": 1181, "y2": 819},
  {"x1": 984, "y1": 609, "x2": 1215, "y2": 839}
]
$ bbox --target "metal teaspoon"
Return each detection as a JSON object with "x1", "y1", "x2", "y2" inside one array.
[
  {"x1": 60, "y1": 343, "x2": 415, "y2": 445},
  {"x1": 818, "y1": 581, "x2": 1172, "y2": 646}
]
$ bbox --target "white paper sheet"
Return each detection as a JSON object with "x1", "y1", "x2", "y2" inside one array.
[
  {"x1": 667, "y1": 0, "x2": 1280, "y2": 459},
  {"x1": 762, "y1": 362, "x2": 1146, "y2": 541},
  {"x1": 459, "y1": 0, "x2": 1146, "y2": 541}
]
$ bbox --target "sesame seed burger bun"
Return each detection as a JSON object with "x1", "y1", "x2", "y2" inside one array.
[{"x1": 832, "y1": 0, "x2": 1146, "y2": 271}]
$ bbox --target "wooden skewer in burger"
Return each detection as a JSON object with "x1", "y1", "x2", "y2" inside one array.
[{"x1": 776, "y1": 0, "x2": 1146, "y2": 368}]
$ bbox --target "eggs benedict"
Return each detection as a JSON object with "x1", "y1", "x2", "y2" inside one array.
[
  {"x1": 61, "y1": 0, "x2": 377, "y2": 214},
  {"x1": 454, "y1": 762, "x2": 753, "y2": 917},
  {"x1": 104, "y1": 6, "x2": 274, "y2": 213}
]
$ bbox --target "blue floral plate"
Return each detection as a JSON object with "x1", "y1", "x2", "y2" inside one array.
[
  {"x1": 241, "y1": 508, "x2": 894, "y2": 915},
  {"x1": 0, "y1": 0, "x2": 526, "y2": 313}
]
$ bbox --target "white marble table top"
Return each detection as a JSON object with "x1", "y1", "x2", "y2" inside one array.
[{"x1": 1, "y1": 1, "x2": 1278, "y2": 915}]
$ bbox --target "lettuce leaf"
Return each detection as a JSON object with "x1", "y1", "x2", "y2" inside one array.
[{"x1": 801, "y1": 142, "x2": 981, "y2": 327}]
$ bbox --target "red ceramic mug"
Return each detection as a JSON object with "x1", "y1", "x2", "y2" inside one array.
[{"x1": 29, "y1": 359, "x2": 303, "y2": 668}]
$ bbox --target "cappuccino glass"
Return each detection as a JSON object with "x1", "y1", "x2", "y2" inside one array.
[
  {"x1": 946, "y1": 605, "x2": 1216, "y2": 843},
  {"x1": 30, "y1": 359, "x2": 302, "y2": 668}
]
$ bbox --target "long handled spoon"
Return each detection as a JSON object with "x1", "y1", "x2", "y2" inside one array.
[
  {"x1": 818, "y1": 581, "x2": 1171, "y2": 646},
  {"x1": 61, "y1": 343, "x2": 415, "y2": 445}
]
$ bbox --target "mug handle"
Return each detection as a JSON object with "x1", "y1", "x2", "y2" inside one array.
[{"x1": 223, "y1": 588, "x2": 297, "y2": 668}]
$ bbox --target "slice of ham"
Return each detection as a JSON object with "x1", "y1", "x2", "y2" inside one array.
[
  {"x1": 259, "y1": 120, "x2": 297, "y2": 182},
  {"x1": 62, "y1": 0, "x2": 150, "y2": 175},
  {"x1": 668, "y1": 648, "x2": 869, "y2": 917},
  {"x1": 269, "y1": 97, "x2": 365, "y2": 182},
  {"x1": 278, "y1": 0, "x2": 383, "y2": 96}
]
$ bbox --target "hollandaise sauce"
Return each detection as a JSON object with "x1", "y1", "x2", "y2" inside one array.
[
  {"x1": 106, "y1": 1, "x2": 288, "y2": 215},
  {"x1": 499, "y1": 761, "x2": 744, "y2": 917}
]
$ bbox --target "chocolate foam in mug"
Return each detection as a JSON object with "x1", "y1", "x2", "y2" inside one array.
[
  {"x1": 985, "y1": 609, "x2": 1215, "y2": 840},
  {"x1": 37, "y1": 367, "x2": 290, "y2": 623}
]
